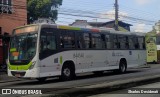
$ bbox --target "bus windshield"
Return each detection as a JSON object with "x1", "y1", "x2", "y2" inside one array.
[{"x1": 9, "y1": 33, "x2": 38, "y2": 64}]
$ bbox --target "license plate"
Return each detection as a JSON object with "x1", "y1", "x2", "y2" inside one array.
[{"x1": 15, "y1": 74, "x2": 21, "y2": 77}]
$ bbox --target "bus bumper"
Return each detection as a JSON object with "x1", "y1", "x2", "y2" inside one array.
[{"x1": 8, "y1": 68, "x2": 39, "y2": 78}]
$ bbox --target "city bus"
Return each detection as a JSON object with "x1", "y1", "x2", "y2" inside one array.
[{"x1": 8, "y1": 24, "x2": 146, "y2": 82}]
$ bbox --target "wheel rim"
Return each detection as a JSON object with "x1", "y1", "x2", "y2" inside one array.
[{"x1": 63, "y1": 68, "x2": 71, "y2": 77}]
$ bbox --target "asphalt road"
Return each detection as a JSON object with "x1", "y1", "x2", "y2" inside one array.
[
  {"x1": 88, "y1": 82, "x2": 160, "y2": 97},
  {"x1": 0, "y1": 65, "x2": 158, "y2": 89},
  {"x1": 0, "y1": 64, "x2": 160, "y2": 97}
]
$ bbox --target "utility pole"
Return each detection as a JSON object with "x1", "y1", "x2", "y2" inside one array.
[{"x1": 115, "y1": 0, "x2": 119, "y2": 31}]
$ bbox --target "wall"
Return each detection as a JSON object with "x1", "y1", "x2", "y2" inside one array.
[{"x1": 0, "y1": 0, "x2": 27, "y2": 35}]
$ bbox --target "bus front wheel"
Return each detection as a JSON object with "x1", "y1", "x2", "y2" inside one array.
[{"x1": 61, "y1": 65, "x2": 75, "y2": 81}]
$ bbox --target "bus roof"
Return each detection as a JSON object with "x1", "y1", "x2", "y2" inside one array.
[{"x1": 15, "y1": 23, "x2": 146, "y2": 36}]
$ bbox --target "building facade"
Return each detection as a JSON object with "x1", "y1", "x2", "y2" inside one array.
[
  {"x1": 0, "y1": 0, "x2": 27, "y2": 35},
  {"x1": 0, "y1": 0, "x2": 27, "y2": 68},
  {"x1": 70, "y1": 20, "x2": 132, "y2": 32}
]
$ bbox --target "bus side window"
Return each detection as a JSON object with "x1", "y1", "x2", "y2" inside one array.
[
  {"x1": 134, "y1": 37, "x2": 139, "y2": 49},
  {"x1": 83, "y1": 33, "x2": 91, "y2": 49},
  {"x1": 113, "y1": 35, "x2": 120, "y2": 49},
  {"x1": 47, "y1": 36, "x2": 56, "y2": 50},
  {"x1": 125, "y1": 36, "x2": 129, "y2": 49},
  {"x1": 143, "y1": 37, "x2": 146, "y2": 49},
  {"x1": 129, "y1": 36, "x2": 135, "y2": 49},
  {"x1": 76, "y1": 32, "x2": 83, "y2": 49},
  {"x1": 91, "y1": 33, "x2": 103, "y2": 49},
  {"x1": 118, "y1": 35, "x2": 126, "y2": 49},
  {"x1": 40, "y1": 33, "x2": 49, "y2": 51},
  {"x1": 101, "y1": 34, "x2": 106, "y2": 49},
  {"x1": 60, "y1": 36, "x2": 64, "y2": 48},
  {"x1": 138, "y1": 37, "x2": 144, "y2": 50},
  {"x1": 106, "y1": 34, "x2": 111, "y2": 49},
  {"x1": 60, "y1": 30, "x2": 75, "y2": 49}
]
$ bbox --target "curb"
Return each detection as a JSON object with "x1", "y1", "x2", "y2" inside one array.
[
  {"x1": 0, "y1": 71, "x2": 7, "y2": 75},
  {"x1": 0, "y1": 79, "x2": 21, "y2": 83},
  {"x1": 0, "y1": 73, "x2": 22, "y2": 83}
]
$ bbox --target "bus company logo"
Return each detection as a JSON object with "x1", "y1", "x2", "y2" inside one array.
[{"x1": 2, "y1": 89, "x2": 11, "y2": 94}]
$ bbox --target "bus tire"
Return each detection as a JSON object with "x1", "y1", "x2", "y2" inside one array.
[
  {"x1": 36, "y1": 77, "x2": 47, "y2": 82},
  {"x1": 119, "y1": 60, "x2": 127, "y2": 73},
  {"x1": 61, "y1": 63, "x2": 75, "y2": 81}
]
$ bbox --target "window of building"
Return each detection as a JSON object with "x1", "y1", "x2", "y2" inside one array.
[
  {"x1": 8, "y1": 0, "x2": 12, "y2": 6},
  {"x1": 0, "y1": 0, "x2": 12, "y2": 5},
  {"x1": 0, "y1": 0, "x2": 12, "y2": 14}
]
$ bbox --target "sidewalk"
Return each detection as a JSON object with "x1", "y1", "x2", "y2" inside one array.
[
  {"x1": 136, "y1": 63, "x2": 159, "y2": 69},
  {"x1": 0, "y1": 73, "x2": 21, "y2": 83},
  {"x1": 37, "y1": 64, "x2": 160, "y2": 97},
  {"x1": 0, "y1": 64, "x2": 159, "y2": 97},
  {"x1": 0, "y1": 69, "x2": 22, "y2": 83}
]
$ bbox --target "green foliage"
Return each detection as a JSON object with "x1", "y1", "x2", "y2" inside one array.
[{"x1": 27, "y1": 0, "x2": 63, "y2": 24}]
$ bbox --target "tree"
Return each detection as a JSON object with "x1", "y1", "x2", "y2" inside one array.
[{"x1": 27, "y1": 0, "x2": 63, "y2": 24}]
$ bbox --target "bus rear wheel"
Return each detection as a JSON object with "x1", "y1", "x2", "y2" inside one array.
[
  {"x1": 61, "y1": 65, "x2": 75, "y2": 81},
  {"x1": 119, "y1": 61, "x2": 127, "y2": 73}
]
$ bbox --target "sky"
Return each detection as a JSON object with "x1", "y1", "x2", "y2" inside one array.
[{"x1": 56, "y1": 0, "x2": 160, "y2": 32}]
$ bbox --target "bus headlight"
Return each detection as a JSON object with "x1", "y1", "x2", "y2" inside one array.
[{"x1": 29, "y1": 61, "x2": 36, "y2": 70}]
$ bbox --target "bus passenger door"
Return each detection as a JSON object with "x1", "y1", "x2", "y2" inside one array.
[{"x1": 39, "y1": 28, "x2": 58, "y2": 77}]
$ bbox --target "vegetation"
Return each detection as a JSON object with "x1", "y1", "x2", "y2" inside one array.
[{"x1": 27, "y1": 0, "x2": 63, "y2": 24}]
